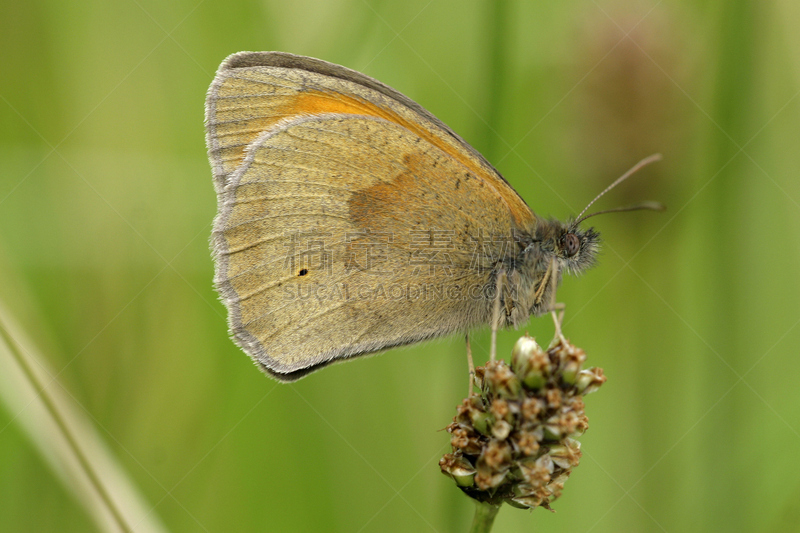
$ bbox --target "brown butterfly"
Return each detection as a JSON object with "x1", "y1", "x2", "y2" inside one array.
[{"x1": 205, "y1": 51, "x2": 660, "y2": 381}]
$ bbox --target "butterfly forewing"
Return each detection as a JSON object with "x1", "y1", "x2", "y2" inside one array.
[{"x1": 206, "y1": 52, "x2": 538, "y2": 378}]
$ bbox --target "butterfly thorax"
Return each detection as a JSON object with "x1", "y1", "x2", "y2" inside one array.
[{"x1": 498, "y1": 219, "x2": 600, "y2": 327}]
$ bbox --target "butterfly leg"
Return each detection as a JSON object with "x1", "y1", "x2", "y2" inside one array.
[
  {"x1": 490, "y1": 268, "x2": 506, "y2": 363},
  {"x1": 465, "y1": 332, "x2": 475, "y2": 396},
  {"x1": 549, "y1": 303, "x2": 567, "y2": 345}
]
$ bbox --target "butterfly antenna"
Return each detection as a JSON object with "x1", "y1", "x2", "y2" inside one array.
[{"x1": 573, "y1": 154, "x2": 663, "y2": 227}]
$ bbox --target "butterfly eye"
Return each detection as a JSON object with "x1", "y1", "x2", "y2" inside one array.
[{"x1": 563, "y1": 233, "x2": 580, "y2": 257}]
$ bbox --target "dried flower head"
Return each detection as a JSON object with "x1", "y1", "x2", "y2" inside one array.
[{"x1": 439, "y1": 335, "x2": 606, "y2": 510}]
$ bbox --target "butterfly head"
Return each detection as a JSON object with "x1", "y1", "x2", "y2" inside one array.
[
  {"x1": 506, "y1": 218, "x2": 600, "y2": 321},
  {"x1": 526, "y1": 218, "x2": 600, "y2": 276},
  {"x1": 556, "y1": 219, "x2": 601, "y2": 275}
]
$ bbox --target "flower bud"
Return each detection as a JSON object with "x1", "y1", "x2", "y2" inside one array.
[
  {"x1": 511, "y1": 335, "x2": 550, "y2": 389},
  {"x1": 440, "y1": 335, "x2": 606, "y2": 510},
  {"x1": 439, "y1": 453, "x2": 477, "y2": 487},
  {"x1": 484, "y1": 361, "x2": 522, "y2": 398},
  {"x1": 576, "y1": 367, "x2": 607, "y2": 394}
]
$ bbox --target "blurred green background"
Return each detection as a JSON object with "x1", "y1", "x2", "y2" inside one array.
[{"x1": 2, "y1": 1, "x2": 799, "y2": 532}]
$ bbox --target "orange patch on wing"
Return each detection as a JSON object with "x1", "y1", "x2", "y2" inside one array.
[
  {"x1": 224, "y1": 88, "x2": 469, "y2": 176},
  {"x1": 224, "y1": 87, "x2": 534, "y2": 227},
  {"x1": 348, "y1": 153, "x2": 420, "y2": 231}
]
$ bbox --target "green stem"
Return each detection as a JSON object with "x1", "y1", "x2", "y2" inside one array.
[
  {"x1": 469, "y1": 501, "x2": 500, "y2": 533},
  {"x1": 0, "y1": 317, "x2": 133, "y2": 533}
]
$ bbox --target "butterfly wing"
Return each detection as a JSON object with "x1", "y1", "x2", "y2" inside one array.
[{"x1": 206, "y1": 52, "x2": 537, "y2": 379}]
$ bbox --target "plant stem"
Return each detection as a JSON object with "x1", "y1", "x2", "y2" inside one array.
[
  {"x1": 0, "y1": 316, "x2": 133, "y2": 533},
  {"x1": 469, "y1": 501, "x2": 500, "y2": 533}
]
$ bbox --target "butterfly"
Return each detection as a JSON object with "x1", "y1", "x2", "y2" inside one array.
[{"x1": 205, "y1": 51, "x2": 659, "y2": 381}]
